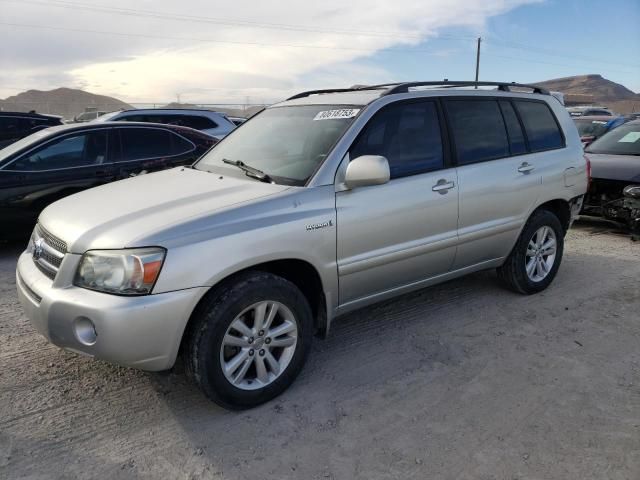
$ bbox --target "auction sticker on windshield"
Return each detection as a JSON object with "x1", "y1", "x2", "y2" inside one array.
[
  {"x1": 618, "y1": 132, "x2": 640, "y2": 143},
  {"x1": 313, "y1": 109, "x2": 360, "y2": 121}
]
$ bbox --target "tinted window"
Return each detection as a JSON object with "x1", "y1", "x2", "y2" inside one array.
[
  {"x1": 116, "y1": 114, "x2": 146, "y2": 122},
  {"x1": 0, "y1": 117, "x2": 25, "y2": 135},
  {"x1": 11, "y1": 131, "x2": 108, "y2": 171},
  {"x1": 351, "y1": 101, "x2": 443, "y2": 178},
  {"x1": 446, "y1": 99, "x2": 509, "y2": 164},
  {"x1": 515, "y1": 101, "x2": 563, "y2": 151},
  {"x1": 174, "y1": 115, "x2": 217, "y2": 130},
  {"x1": 171, "y1": 133, "x2": 195, "y2": 155},
  {"x1": 119, "y1": 128, "x2": 173, "y2": 161},
  {"x1": 499, "y1": 101, "x2": 527, "y2": 155}
]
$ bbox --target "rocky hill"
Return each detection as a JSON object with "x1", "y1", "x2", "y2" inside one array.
[
  {"x1": 536, "y1": 74, "x2": 640, "y2": 112},
  {"x1": 0, "y1": 88, "x2": 132, "y2": 120}
]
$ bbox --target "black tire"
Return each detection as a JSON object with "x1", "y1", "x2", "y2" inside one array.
[
  {"x1": 186, "y1": 271, "x2": 313, "y2": 409},
  {"x1": 497, "y1": 209, "x2": 564, "y2": 294}
]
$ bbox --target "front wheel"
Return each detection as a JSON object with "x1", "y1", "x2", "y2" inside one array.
[
  {"x1": 186, "y1": 271, "x2": 313, "y2": 409},
  {"x1": 497, "y1": 209, "x2": 564, "y2": 294}
]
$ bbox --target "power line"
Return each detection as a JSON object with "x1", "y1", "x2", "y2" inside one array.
[
  {"x1": 484, "y1": 36, "x2": 640, "y2": 69},
  {"x1": 484, "y1": 53, "x2": 638, "y2": 75},
  {"x1": 0, "y1": 21, "x2": 469, "y2": 54},
  {"x1": 0, "y1": 0, "x2": 476, "y2": 42}
]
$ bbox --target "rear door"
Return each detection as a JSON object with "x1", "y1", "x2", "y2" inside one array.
[
  {"x1": 448, "y1": 97, "x2": 564, "y2": 269},
  {"x1": 335, "y1": 99, "x2": 458, "y2": 306},
  {"x1": 112, "y1": 126, "x2": 197, "y2": 178}
]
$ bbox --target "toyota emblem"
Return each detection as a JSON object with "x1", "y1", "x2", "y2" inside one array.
[{"x1": 33, "y1": 238, "x2": 44, "y2": 260}]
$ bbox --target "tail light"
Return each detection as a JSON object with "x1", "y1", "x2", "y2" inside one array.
[{"x1": 584, "y1": 154, "x2": 591, "y2": 190}]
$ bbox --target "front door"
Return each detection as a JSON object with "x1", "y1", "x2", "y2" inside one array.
[
  {"x1": 335, "y1": 99, "x2": 458, "y2": 306},
  {"x1": 0, "y1": 129, "x2": 112, "y2": 229}
]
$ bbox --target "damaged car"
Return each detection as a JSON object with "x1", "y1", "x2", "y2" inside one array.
[{"x1": 583, "y1": 120, "x2": 640, "y2": 236}]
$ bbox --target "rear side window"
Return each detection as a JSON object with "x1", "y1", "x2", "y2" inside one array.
[
  {"x1": 177, "y1": 115, "x2": 217, "y2": 130},
  {"x1": 445, "y1": 99, "x2": 509, "y2": 164},
  {"x1": 351, "y1": 100, "x2": 443, "y2": 178},
  {"x1": 118, "y1": 127, "x2": 173, "y2": 161},
  {"x1": 498, "y1": 101, "x2": 527, "y2": 155},
  {"x1": 170, "y1": 133, "x2": 196, "y2": 155},
  {"x1": 514, "y1": 101, "x2": 564, "y2": 152}
]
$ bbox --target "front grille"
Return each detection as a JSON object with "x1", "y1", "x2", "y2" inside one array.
[{"x1": 31, "y1": 224, "x2": 67, "y2": 280}]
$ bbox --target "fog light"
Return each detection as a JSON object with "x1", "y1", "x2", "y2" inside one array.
[{"x1": 74, "y1": 317, "x2": 97, "y2": 346}]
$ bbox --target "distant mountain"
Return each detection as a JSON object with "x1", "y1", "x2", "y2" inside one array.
[
  {"x1": 0, "y1": 88, "x2": 132, "y2": 120},
  {"x1": 535, "y1": 74, "x2": 640, "y2": 112}
]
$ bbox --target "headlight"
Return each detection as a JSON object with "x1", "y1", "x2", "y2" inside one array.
[{"x1": 74, "y1": 248, "x2": 166, "y2": 295}]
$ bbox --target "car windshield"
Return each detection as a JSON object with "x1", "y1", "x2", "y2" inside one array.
[
  {"x1": 194, "y1": 105, "x2": 361, "y2": 185},
  {"x1": 585, "y1": 122, "x2": 640, "y2": 156},
  {"x1": 575, "y1": 119, "x2": 609, "y2": 137}
]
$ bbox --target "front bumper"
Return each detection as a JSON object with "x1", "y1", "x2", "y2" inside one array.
[{"x1": 16, "y1": 250, "x2": 207, "y2": 371}]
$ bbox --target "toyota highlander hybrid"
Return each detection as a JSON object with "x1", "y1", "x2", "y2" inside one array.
[{"x1": 16, "y1": 81, "x2": 589, "y2": 409}]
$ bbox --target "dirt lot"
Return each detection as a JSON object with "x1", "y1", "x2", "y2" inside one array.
[{"x1": 1, "y1": 221, "x2": 639, "y2": 480}]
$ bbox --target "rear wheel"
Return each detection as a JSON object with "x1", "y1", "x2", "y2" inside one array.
[
  {"x1": 497, "y1": 209, "x2": 564, "y2": 294},
  {"x1": 186, "y1": 271, "x2": 313, "y2": 409}
]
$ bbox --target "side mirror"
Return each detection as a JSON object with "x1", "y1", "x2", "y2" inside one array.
[{"x1": 344, "y1": 155, "x2": 390, "y2": 189}]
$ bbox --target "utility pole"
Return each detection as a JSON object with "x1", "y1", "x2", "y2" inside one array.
[{"x1": 475, "y1": 37, "x2": 481, "y2": 88}]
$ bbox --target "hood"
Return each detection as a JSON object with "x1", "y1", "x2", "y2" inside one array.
[
  {"x1": 586, "y1": 153, "x2": 640, "y2": 183},
  {"x1": 39, "y1": 167, "x2": 289, "y2": 253}
]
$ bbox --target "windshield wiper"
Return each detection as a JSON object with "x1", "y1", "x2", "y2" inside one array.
[{"x1": 222, "y1": 158, "x2": 273, "y2": 183}]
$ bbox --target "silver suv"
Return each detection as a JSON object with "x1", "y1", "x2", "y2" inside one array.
[
  {"x1": 98, "y1": 108, "x2": 236, "y2": 139},
  {"x1": 16, "y1": 81, "x2": 588, "y2": 409}
]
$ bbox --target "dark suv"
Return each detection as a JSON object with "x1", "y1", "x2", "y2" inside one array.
[{"x1": 0, "y1": 112, "x2": 64, "y2": 149}]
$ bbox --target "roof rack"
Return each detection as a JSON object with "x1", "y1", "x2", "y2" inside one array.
[
  {"x1": 286, "y1": 87, "x2": 389, "y2": 101},
  {"x1": 382, "y1": 81, "x2": 549, "y2": 96},
  {"x1": 286, "y1": 80, "x2": 549, "y2": 101}
]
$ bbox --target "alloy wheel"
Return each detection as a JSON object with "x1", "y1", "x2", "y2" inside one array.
[{"x1": 220, "y1": 301, "x2": 298, "y2": 390}]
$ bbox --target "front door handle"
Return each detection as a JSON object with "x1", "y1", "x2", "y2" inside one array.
[
  {"x1": 432, "y1": 179, "x2": 455, "y2": 194},
  {"x1": 518, "y1": 162, "x2": 535, "y2": 174}
]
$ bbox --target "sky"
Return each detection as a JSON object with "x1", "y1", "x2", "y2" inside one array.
[{"x1": 1, "y1": 0, "x2": 639, "y2": 104}]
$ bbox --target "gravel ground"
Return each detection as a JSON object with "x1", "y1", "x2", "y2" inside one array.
[{"x1": 1, "y1": 221, "x2": 639, "y2": 480}]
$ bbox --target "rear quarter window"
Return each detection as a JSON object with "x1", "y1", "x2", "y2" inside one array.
[{"x1": 514, "y1": 101, "x2": 564, "y2": 152}]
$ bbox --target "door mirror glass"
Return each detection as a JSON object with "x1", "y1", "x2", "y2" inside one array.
[{"x1": 344, "y1": 155, "x2": 390, "y2": 189}]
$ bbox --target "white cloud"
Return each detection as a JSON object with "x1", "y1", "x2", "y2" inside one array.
[{"x1": 1, "y1": 0, "x2": 540, "y2": 102}]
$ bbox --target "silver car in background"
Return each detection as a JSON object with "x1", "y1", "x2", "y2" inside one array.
[
  {"x1": 16, "y1": 81, "x2": 588, "y2": 409},
  {"x1": 96, "y1": 108, "x2": 236, "y2": 139}
]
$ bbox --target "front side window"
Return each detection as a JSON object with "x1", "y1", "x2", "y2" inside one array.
[
  {"x1": 445, "y1": 99, "x2": 509, "y2": 165},
  {"x1": 514, "y1": 101, "x2": 564, "y2": 152},
  {"x1": 350, "y1": 100, "x2": 443, "y2": 178},
  {"x1": 195, "y1": 105, "x2": 359, "y2": 184},
  {"x1": 118, "y1": 128, "x2": 173, "y2": 161},
  {"x1": 10, "y1": 131, "x2": 108, "y2": 171}
]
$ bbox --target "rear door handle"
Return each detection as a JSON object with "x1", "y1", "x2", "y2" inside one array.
[
  {"x1": 518, "y1": 162, "x2": 535, "y2": 173},
  {"x1": 432, "y1": 179, "x2": 455, "y2": 194}
]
